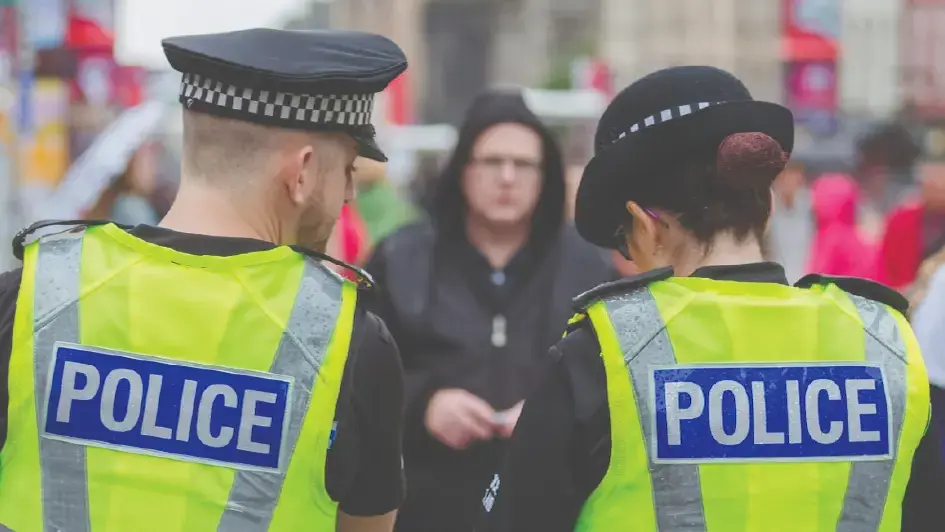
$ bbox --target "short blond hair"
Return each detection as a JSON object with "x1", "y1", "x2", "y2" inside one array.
[{"x1": 181, "y1": 111, "x2": 349, "y2": 184}]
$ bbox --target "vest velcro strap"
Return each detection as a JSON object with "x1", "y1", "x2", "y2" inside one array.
[
  {"x1": 13, "y1": 219, "x2": 125, "y2": 260},
  {"x1": 571, "y1": 267, "x2": 672, "y2": 314},
  {"x1": 795, "y1": 273, "x2": 909, "y2": 316}
]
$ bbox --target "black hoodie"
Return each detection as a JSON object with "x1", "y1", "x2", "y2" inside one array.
[{"x1": 366, "y1": 89, "x2": 613, "y2": 532}]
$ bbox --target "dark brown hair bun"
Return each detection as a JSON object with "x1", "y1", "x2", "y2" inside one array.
[{"x1": 715, "y1": 132, "x2": 788, "y2": 188}]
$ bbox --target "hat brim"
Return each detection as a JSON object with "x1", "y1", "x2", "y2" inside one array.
[
  {"x1": 575, "y1": 100, "x2": 794, "y2": 248},
  {"x1": 354, "y1": 132, "x2": 388, "y2": 162}
]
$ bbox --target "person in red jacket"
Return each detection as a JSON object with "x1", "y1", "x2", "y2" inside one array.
[
  {"x1": 326, "y1": 204, "x2": 372, "y2": 281},
  {"x1": 807, "y1": 173, "x2": 879, "y2": 280},
  {"x1": 878, "y1": 163, "x2": 945, "y2": 290}
]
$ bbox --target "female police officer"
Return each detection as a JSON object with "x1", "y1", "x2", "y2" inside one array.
[{"x1": 480, "y1": 66, "x2": 945, "y2": 531}]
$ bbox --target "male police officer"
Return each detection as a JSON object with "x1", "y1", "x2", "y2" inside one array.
[{"x1": 0, "y1": 29, "x2": 407, "y2": 531}]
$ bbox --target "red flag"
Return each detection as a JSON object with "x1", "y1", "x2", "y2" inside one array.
[{"x1": 385, "y1": 72, "x2": 413, "y2": 125}]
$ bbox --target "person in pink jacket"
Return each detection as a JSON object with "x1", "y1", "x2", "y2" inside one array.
[{"x1": 806, "y1": 173, "x2": 880, "y2": 280}]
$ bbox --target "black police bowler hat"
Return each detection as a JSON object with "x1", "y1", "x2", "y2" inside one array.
[
  {"x1": 575, "y1": 66, "x2": 795, "y2": 249},
  {"x1": 163, "y1": 28, "x2": 407, "y2": 162}
]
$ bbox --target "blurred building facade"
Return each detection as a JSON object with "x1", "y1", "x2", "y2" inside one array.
[
  {"x1": 326, "y1": 0, "x2": 941, "y2": 142},
  {"x1": 332, "y1": 0, "x2": 602, "y2": 124},
  {"x1": 330, "y1": 0, "x2": 783, "y2": 120},
  {"x1": 600, "y1": 0, "x2": 782, "y2": 103}
]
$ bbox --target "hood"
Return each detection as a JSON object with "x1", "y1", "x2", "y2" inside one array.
[
  {"x1": 811, "y1": 173, "x2": 860, "y2": 228},
  {"x1": 429, "y1": 89, "x2": 567, "y2": 241}
]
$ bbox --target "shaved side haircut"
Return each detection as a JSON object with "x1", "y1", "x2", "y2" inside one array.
[
  {"x1": 181, "y1": 111, "x2": 350, "y2": 186},
  {"x1": 182, "y1": 111, "x2": 285, "y2": 182}
]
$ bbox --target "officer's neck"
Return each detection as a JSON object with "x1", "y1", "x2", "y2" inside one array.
[
  {"x1": 160, "y1": 182, "x2": 284, "y2": 245},
  {"x1": 672, "y1": 234, "x2": 765, "y2": 277}
]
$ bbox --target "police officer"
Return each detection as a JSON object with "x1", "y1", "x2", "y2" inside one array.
[
  {"x1": 0, "y1": 29, "x2": 407, "y2": 531},
  {"x1": 480, "y1": 66, "x2": 945, "y2": 531}
]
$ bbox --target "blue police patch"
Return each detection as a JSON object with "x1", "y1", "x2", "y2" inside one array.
[
  {"x1": 651, "y1": 363, "x2": 892, "y2": 463},
  {"x1": 42, "y1": 343, "x2": 293, "y2": 472}
]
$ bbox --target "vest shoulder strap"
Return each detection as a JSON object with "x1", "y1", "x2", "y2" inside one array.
[
  {"x1": 13, "y1": 219, "x2": 120, "y2": 260},
  {"x1": 571, "y1": 266, "x2": 673, "y2": 314},
  {"x1": 290, "y1": 245, "x2": 375, "y2": 291},
  {"x1": 794, "y1": 273, "x2": 909, "y2": 316}
]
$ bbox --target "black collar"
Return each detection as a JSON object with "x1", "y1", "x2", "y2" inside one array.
[{"x1": 690, "y1": 262, "x2": 788, "y2": 285}]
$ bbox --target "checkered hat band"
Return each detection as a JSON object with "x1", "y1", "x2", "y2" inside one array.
[
  {"x1": 611, "y1": 102, "x2": 723, "y2": 144},
  {"x1": 180, "y1": 73, "x2": 375, "y2": 127}
]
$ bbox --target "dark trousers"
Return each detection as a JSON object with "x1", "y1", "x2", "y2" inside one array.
[{"x1": 931, "y1": 385, "x2": 945, "y2": 460}]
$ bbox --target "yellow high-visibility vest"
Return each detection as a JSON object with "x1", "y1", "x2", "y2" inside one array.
[
  {"x1": 0, "y1": 223, "x2": 357, "y2": 531},
  {"x1": 575, "y1": 275, "x2": 930, "y2": 531}
]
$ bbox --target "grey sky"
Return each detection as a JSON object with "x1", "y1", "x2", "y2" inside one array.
[{"x1": 114, "y1": 0, "x2": 308, "y2": 69}]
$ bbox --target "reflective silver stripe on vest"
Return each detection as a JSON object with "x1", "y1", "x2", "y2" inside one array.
[
  {"x1": 603, "y1": 290, "x2": 709, "y2": 531},
  {"x1": 33, "y1": 230, "x2": 90, "y2": 532},
  {"x1": 604, "y1": 290, "x2": 910, "y2": 532},
  {"x1": 837, "y1": 295, "x2": 908, "y2": 531},
  {"x1": 31, "y1": 231, "x2": 345, "y2": 531},
  {"x1": 216, "y1": 259, "x2": 344, "y2": 531}
]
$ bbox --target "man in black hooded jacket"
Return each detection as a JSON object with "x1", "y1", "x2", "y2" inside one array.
[{"x1": 365, "y1": 89, "x2": 614, "y2": 531}]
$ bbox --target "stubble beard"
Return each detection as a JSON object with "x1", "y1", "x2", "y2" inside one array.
[{"x1": 297, "y1": 216, "x2": 334, "y2": 254}]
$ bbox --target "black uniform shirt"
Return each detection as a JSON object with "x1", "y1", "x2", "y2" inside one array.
[
  {"x1": 0, "y1": 225, "x2": 405, "y2": 516},
  {"x1": 481, "y1": 262, "x2": 945, "y2": 532}
]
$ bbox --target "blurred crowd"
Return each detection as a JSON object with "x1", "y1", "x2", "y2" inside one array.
[
  {"x1": 768, "y1": 123, "x2": 945, "y2": 299},
  {"x1": 303, "y1": 117, "x2": 945, "y2": 310}
]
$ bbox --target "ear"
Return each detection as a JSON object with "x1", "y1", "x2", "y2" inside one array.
[
  {"x1": 626, "y1": 200, "x2": 657, "y2": 241},
  {"x1": 286, "y1": 146, "x2": 317, "y2": 207}
]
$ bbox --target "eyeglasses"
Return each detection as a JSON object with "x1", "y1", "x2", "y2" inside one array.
[
  {"x1": 470, "y1": 156, "x2": 541, "y2": 177},
  {"x1": 613, "y1": 208, "x2": 667, "y2": 260}
]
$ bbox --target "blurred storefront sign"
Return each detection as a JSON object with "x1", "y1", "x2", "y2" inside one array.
[
  {"x1": 75, "y1": 53, "x2": 111, "y2": 105},
  {"x1": 72, "y1": 0, "x2": 114, "y2": 33},
  {"x1": 781, "y1": 0, "x2": 839, "y2": 61},
  {"x1": 16, "y1": 70, "x2": 32, "y2": 134},
  {"x1": 785, "y1": 61, "x2": 838, "y2": 137},
  {"x1": 570, "y1": 57, "x2": 613, "y2": 99},
  {"x1": 111, "y1": 65, "x2": 145, "y2": 108},
  {"x1": 20, "y1": 79, "x2": 69, "y2": 186},
  {"x1": 902, "y1": 0, "x2": 945, "y2": 119},
  {"x1": 385, "y1": 72, "x2": 413, "y2": 125},
  {"x1": 0, "y1": 0, "x2": 16, "y2": 149},
  {"x1": 0, "y1": 3, "x2": 15, "y2": 83},
  {"x1": 69, "y1": 54, "x2": 144, "y2": 162},
  {"x1": 782, "y1": 0, "x2": 839, "y2": 137},
  {"x1": 67, "y1": 6, "x2": 114, "y2": 52},
  {"x1": 23, "y1": 0, "x2": 68, "y2": 50},
  {"x1": 0, "y1": 1, "x2": 14, "y2": 269}
]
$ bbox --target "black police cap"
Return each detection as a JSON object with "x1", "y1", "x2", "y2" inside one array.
[{"x1": 162, "y1": 28, "x2": 407, "y2": 162}]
